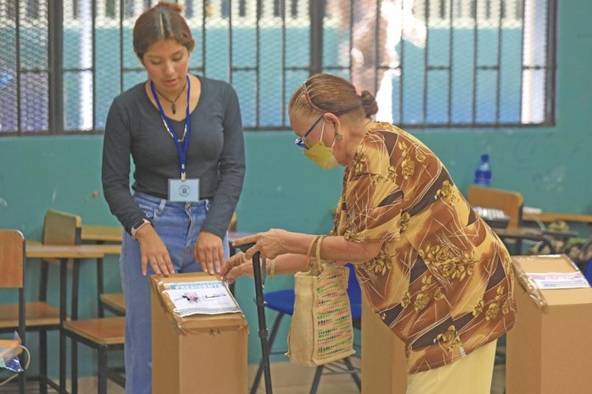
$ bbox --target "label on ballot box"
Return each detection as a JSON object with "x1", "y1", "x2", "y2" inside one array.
[
  {"x1": 527, "y1": 271, "x2": 590, "y2": 290},
  {"x1": 163, "y1": 280, "x2": 241, "y2": 317}
]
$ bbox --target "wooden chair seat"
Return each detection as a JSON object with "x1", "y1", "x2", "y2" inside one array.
[
  {"x1": 64, "y1": 317, "x2": 125, "y2": 346},
  {"x1": 0, "y1": 302, "x2": 60, "y2": 329},
  {"x1": 100, "y1": 292, "x2": 126, "y2": 314}
]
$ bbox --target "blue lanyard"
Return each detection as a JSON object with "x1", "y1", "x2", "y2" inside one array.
[{"x1": 150, "y1": 75, "x2": 192, "y2": 180}]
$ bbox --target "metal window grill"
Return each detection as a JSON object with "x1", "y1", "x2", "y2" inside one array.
[
  {"x1": 0, "y1": 0, "x2": 556, "y2": 135},
  {"x1": 324, "y1": 0, "x2": 557, "y2": 127}
]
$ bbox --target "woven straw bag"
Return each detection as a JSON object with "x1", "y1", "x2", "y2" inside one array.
[{"x1": 287, "y1": 236, "x2": 355, "y2": 366}]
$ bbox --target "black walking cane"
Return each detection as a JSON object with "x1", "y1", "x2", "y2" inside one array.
[{"x1": 237, "y1": 242, "x2": 273, "y2": 394}]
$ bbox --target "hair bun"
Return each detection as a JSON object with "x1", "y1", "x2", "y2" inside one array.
[
  {"x1": 156, "y1": 1, "x2": 183, "y2": 13},
  {"x1": 360, "y1": 90, "x2": 378, "y2": 118}
]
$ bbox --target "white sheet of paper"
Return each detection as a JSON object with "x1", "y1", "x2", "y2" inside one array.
[
  {"x1": 163, "y1": 280, "x2": 241, "y2": 317},
  {"x1": 527, "y1": 272, "x2": 590, "y2": 290}
]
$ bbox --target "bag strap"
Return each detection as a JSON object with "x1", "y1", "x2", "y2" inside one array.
[
  {"x1": 306, "y1": 236, "x2": 320, "y2": 258},
  {"x1": 315, "y1": 235, "x2": 325, "y2": 263},
  {"x1": 306, "y1": 235, "x2": 321, "y2": 274},
  {"x1": 311, "y1": 235, "x2": 326, "y2": 275}
]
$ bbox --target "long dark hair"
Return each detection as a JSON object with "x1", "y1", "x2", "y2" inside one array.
[{"x1": 133, "y1": 2, "x2": 195, "y2": 60}]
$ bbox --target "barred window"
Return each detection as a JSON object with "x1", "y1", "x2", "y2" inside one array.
[
  {"x1": 26, "y1": 0, "x2": 40, "y2": 19},
  {"x1": 0, "y1": 0, "x2": 556, "y2": 135},
  {"x1": 105, "y1": 0, "x2": 116, "y2": 19},
  {"x1": 185, "y1": 0, "x2": 194, "y2": 18},
  {"x1": 0, "y1": 0, "x2": 49, "y2": 133},
  {"x1": 325, "y1": 0, "x2": 556, "y2": 127}
]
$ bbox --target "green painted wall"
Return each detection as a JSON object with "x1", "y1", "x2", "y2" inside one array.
[{"x1": 1, "y1": 0, "x2": 591, "y2": 377}]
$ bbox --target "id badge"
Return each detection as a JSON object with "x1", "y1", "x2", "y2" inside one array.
[{"x1": 168, "y1": 178, "x2": 200, "y2": 202}]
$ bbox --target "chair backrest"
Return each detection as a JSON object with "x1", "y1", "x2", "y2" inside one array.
[
  {"x1": 42, "y1": 209, "x2": 82, "y2": 245},
  {"x1": 0, "y1": 229, "x2": 25, "y2": 289},
  {"x1": 467, "y1": 185, "x2": 524, "y2": 229}
]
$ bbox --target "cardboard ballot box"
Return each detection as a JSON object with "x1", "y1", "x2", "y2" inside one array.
[
  {"x1": 151, "y1": 273, "x2": 248, "y2": 394},
  {"x1": 361, "y1": 294, "x2": 407, "y2": 394},
  {"x1": 507, "y1": 255, "x2": 592, "y2": 394}
]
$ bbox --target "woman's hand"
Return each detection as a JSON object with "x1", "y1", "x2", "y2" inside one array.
[
  {"x1": 220, "y1": 252, "x2": 253, "y2": 283},
  {"x1": 194, "y1": 231, "x2": 224, "y2": 275},
  {"x1": 135, "y1": 225, "x2": 175, "y2": 276},
  {"x1": 232, "y1": 228, "x2": 291, "y2": 260}
]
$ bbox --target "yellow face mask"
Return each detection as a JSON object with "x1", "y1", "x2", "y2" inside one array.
[{"x1": 303, "y1": 120, "x2": 339, "y2": 170}]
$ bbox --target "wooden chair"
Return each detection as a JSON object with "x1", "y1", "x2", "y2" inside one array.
[
  {"x1": 466, "y1": 186, "x2": 559, "y2": 255},
  {"x1": 38, "y1": 209, "x2": 82, "y2": 321},
  {"x1": 467, "y1": 185, "x2": 524, "y2": 229},
  {"x1": 40, "y1": 210, "x2": 124, "y2": 394},
  {"x1": 0, "y1": 229, "x2": 60, "y2": 394},
  {"x1": 79, "y1": 222, "x2": 125, "y2": 319},
  {"x1": 42, "y1": 209, "x2": 82, "y2": 245},
  {"x1": 63, "y1": 316, "x2": 125, "y2": 394},
  {"x1": 93, "y1": 233, "x2": 125, "y2": 318},
  {"x1": 98, "y1": 293, "x2": 126, "y2": 316}
]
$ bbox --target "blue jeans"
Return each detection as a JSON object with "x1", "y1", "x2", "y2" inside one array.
[{"x1": 120, "y1": 192, "x2": 229, "y2": 394}]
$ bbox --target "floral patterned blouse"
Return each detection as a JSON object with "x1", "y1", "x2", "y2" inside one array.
[{"x1": 334, "y1": 122, "x2": 516, "y2": 374}]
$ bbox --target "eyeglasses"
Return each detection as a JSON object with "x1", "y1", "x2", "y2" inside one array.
[{"x1": 294, "y1": 114, "x2": 324, "y2": 149}]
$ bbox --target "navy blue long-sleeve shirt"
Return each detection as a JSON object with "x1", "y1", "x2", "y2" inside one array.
[{"x1": 102, "y1": 76, "x2": 245, "y2": 238}]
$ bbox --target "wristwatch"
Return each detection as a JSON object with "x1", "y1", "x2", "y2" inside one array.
[{"x1": 130, "y1": 218, "x2": 152, "y2": 239}]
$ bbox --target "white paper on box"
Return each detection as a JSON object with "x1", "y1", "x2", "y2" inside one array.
[
  {"x1": 163, "y1": 280, "x2": 241, "y2": 317},
  {"x1": 527, "y1": 271, "x2": 590, "y2": 290}
]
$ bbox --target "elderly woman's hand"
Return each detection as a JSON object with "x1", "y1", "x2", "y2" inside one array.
[
  {"x1": 221, "y1": 252, "x2": 253, "y2": 283},
  {"x1": 232, "y1": 228, "x2": 290, "y2": 260}
]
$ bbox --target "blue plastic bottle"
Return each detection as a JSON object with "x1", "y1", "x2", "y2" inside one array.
[{"x1": 474, "y1": 154, "x2": 492, "y2": 186}]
